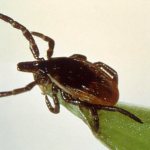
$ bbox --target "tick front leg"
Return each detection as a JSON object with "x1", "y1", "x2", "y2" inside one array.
[
  {"x1": 45, "y1": 95, "x2": 60, "y2": 114},
  {"x1": 45, "y1": 84, "x2": 60, "y2": 114},
  {"x1": 31, "y1": 32, "x2": 55, "y2": 59},
  {"x1": 0, "y1": 81, "x2": 36, "y2": 97},
  {"x1": 0, "y1": 13, "x2": 39, "y2": 60},
  {"x1": 94, "y1": 62, "x2": 118, "y2": 84}
]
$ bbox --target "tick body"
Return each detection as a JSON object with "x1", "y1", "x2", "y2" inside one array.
[{"x1": 0, "y1": 13, "x2": 142, "y2": 132}]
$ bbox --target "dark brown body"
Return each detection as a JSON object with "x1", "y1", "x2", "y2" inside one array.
[{"x1": 34, "y1": 57, "x2": 119, "y2": 106}]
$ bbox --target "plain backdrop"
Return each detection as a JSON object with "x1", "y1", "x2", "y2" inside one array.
[{"x1": 0, "y1": 1, "x2": 150, "y2": 150}]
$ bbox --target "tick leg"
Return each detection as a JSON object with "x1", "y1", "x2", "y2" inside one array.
[
  {"x1": 31, "y1": 32, "x2": 55, "y2": 59},
  {"x1": 0, "y1": 13, "x2": 39, "y2": 60},
  {"x1": 94, "y1": 62, "x2": 118, "y2": 84},
  {"x1": 69, "y1": 54, "x2": 87, "y2": 61},
  {"x1": 99, "y1": 105, "x2": 143, "y2": 123},
  {"x1": 45, "y1": 95, "x2": 60, "y2": 114},
  {"x1": 45, "y1": 84, "x2": 60, "y2": 114},
  {"x1": 61, "y1": 91, "x2": 100, "y2": 131},
  {"x1": 90, "y1": 107, "x2": 99, "y2": 132},
  {"x1": 60, "y1": 90, "x2": 81, "y2": 105},
  {"x1": 0, "y1": 81, "x2": 36, "y2": 97}
]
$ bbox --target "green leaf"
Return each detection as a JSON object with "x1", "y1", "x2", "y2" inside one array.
[
  {"x1": 58, "y1": 93, "x2": 150, "y2": 150},
  {"x1": 42, "y1": 85, "x2": 150, "y2": 150}
]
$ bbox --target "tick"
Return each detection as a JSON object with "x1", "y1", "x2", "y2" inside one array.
[{"x1": 0, "y1": 13, "x2": 142, "y2": 132}]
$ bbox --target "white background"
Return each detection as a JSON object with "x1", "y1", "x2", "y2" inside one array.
[{"x1": 0, "y1": 1, "x2": 150, "y2": 150}]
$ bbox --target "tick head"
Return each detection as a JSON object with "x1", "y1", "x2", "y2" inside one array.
[{"x1": 17, "y1": 61, "x2": 40, "y2": 73}]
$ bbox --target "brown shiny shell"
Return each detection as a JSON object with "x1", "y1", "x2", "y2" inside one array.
[{"x1": 45, "y1": 57, "x2": 119, "y2": 106}]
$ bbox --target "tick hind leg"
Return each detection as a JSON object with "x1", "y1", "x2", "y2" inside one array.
[
  {"x1": 90, "y1": 107, "x2": 99, "y2": 132},
  {"x1": 31, "y1": 32, "x2": 55, "y2": 59},
  {"x1": 0, "y1": 13, "x2": 39, "y2": 60},
  {"x1": 98, "y1": 105, "x2": 143, "y2": 123},
  {"x1": 0, "y1": 81, "x2": 36, "y2": 97},
  {"x1": 45, "y1": 84, "x2": 60, "y2": 114},
  {"x1": 94, "y1": 62, "x2": 118, "y2": 84},
  {"x1": 60, "y1": 91, "x2": 99, "y2": 132}
]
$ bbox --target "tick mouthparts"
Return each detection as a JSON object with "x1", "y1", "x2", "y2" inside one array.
[{"x1": 17, "y1": 61, "x2": 39, "y2": 73}]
